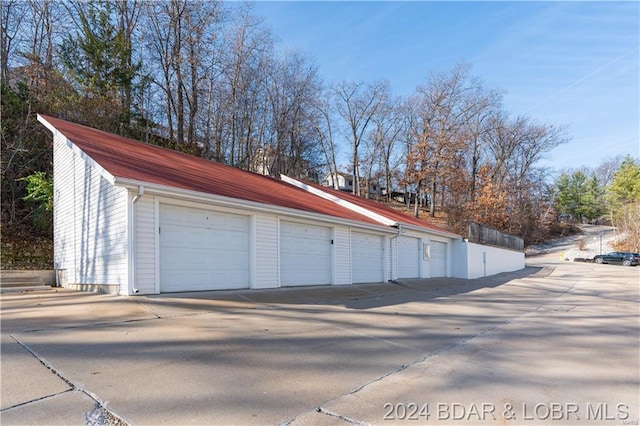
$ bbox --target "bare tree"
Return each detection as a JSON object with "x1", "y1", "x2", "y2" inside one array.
[
  {"x1": 333, "y1": 80, "x2": 388, "y2": 195},
  {"x1": 405, "y1": 63, "x2": 481, "y2": 217},
  {"x1": 2, "y1": 0, "x2": 68, "y2": 84},
  {"x1": 221, "y1": 5, "x2": 271, "y2": 166},
  {"x1": 313, "y1": 90, "x2": 339, "y2": 187},
  {"x1": 360, "y1": 95, "x2": 405, "y2": 199},
  {"x1": 595, "y1": 155, "x2": 625, "y2": 188},
  {"x1": 463, "y1": 87, "x2": 503, "y2": 200},
  {"x1": 0, "y1": 0, "x2": 25, "y2": 81},
  {"x1": 264, "y1": 50, "x2": 321, "y2": 178},
  {"x1": 144, "y1": 0, "x2": 223, "y2": 149},
  {"x1": 113, "y1": 0, "x2": 143, "y2": 126}
]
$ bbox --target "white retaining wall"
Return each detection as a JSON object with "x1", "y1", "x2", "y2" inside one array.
[{"x1": 452, "y1": 240, "x2": 524, "y2": 279}]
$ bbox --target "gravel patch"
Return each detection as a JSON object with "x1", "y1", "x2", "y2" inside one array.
[{"x1": 526, "y1": 225, "x2": 622, "y2": 261}]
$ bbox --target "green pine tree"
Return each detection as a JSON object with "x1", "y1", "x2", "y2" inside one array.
[
  {"x1": 59, "y1": 0, "x2": 141, "y2": 134},
  {"x1": 608, "y1": 156, "x2": 640, "y2": 206},
  {"x1": 556, "y1": 171, "x2": 587, "y2": 221},
  {"x1": 580, "y1": 173, "x2": 606, "y2": 221}
]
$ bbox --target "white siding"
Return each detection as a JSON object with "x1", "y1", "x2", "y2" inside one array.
[
  {"x1": 255, "y1": 213, "x2": 279, "y2": 289},
  {"x1": 74, "y1": 158, "x2": 128, "y2": 287},
  {"x1": 452, "y1": 241, "x2": 467, "y2": 278},
  {"x1": 53, "y1": 134, "x2": 76, "y2": 277},
  {"x1": 398, "y1": 236, "x2": 420, "y2": 278},
  {"x1": 452, "y1": 240, "x2": 524, "y2": 279},
  {"x1": 419, "y1": 239, "x2": 428, "y2": 278},
  {"x1": 53, "y1": 135, "x2": 128, "y2": 291},
  {"x1": 134, "y1": 195, "x2": 156, "y2": 294},
  {"x1": 334, "y1": 226, "x2": 351, "y2": 285},
  {"x1": 389, "y1": 236, "x2": 398, "y2": 281}
]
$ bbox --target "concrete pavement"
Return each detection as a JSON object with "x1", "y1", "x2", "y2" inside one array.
[{"x1": 1, "y1": 255, "x2": 638, "y2": 425}]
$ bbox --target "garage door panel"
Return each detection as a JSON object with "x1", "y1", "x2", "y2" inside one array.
[
  {"x1": 281, "y1": 240, "x2": 328, "y2": 256},
  {"x1": 162, "y1": 271, "x2": 247, "y2": 291},
  {"x1": 162, "y1": 246, "x2": 248, "y2": 267},
  {"x1": 398, "y1": 236, "x2": 420, "y2": 279},
  {"x1": 160, "y1": 204, "x2": 250, "y2": 292},
  {"x1": 352, "y1": 232, "x2": 384, "y2": 283},
  {"x1": 161, "y1": 205, "x2": 247, "y2": 229},
  {"x1": 430, "y1": 241, "x2": 447, "y2": 277},
  {"x1": 280, "y1": 221, "x2": 331, "y2": 286}
]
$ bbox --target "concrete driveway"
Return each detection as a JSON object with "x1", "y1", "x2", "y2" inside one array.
[{"x1": 1, "y1": 254, "x2": 638, "y2": 425}]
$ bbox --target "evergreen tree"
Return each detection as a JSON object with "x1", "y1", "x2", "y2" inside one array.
[
  {"x1": 580, "y1": 173, "x2": 606, "y2": 221},
  {"x1": 608, "y1": 156, "x2": 640, "y2": 205},
  {"x1": 555, "y1": 171, "x2": 587, "y2": 221},
  {"x1": 59, "y1": 0, "x2": 140, "y2": 134}
]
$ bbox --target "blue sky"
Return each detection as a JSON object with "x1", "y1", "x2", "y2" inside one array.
[{"x1": 251, "y1": 1, "x2": 639, "y2": 174}]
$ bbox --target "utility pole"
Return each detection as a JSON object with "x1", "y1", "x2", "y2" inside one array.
[{"x1": 599, "y1": 232, "x2": 603, "y2": 255}]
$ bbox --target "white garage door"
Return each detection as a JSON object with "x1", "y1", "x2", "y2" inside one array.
[
  {"x1": 430, "y1": 240, "x2": 447, "y2": 277},
  {"x1": 159, "y1": 204, "x2": 249, "y2": 292},
  {"x1": 280, "y1": 221, "x2": 331, "y2": 286},
  {"x1": 352, "y1": 232, "x2": 384, "y2": 284},
  {"x1": 398, "y1": 236, "x2": 420, "y2": 278}
]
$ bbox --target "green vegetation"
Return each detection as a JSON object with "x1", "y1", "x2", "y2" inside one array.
[
  {"x1": 555, "y1": 171, "x2": 606, "y2": 223},
  {"x1": 20, "y1": 171, "x2": 53, "y2": 232},
  {"x1": 554, "y1": 156, "x2": 640, "y2": 252},
  {"x1": 608, "y1": 158, "x2": 640, "y2": 251}
]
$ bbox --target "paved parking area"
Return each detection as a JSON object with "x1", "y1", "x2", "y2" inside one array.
[{"x1": 1, "y1": 254, "x2": 638, "y2": 425}]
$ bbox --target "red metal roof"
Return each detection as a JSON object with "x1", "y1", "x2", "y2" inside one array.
[
  {"x1": 40, "y1": 115, "x2": 381, "y2": 226},
  {"x1": 301, "y1": 181, "x2": 459, "y2": 237}
]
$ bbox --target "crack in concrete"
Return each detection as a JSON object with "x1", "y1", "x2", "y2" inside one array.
[
  {"x1": 6, "y1": 335, "x2": 130, "y2": 426},
  {"x1": 316, "y1": 407, "x2": 372, "y2": 425},
  {"x1": 13, "y1": 316, "x2": 159, "y2": 334},
  {"x1": 133, "y1": 301, "x2": 163, "y2": 318},
  {"x1": 292, "y1": 280, "x2": 580, "y2": 424},
  {"x1": 1, "y1": 388, "x2": 75, "y2": 411}
]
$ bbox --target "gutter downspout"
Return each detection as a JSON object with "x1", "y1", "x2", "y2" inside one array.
[
  {"x1": 131, "y1": 186, "x2": 144, "y2": 294},
  {"x1": 388, "y1": 224, "x2": 402, "y2": 282}
]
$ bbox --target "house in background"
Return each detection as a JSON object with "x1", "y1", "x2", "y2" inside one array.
[
  {"x1": 39, "y1": 114, "x2": 524, "y2": 296},
  {"x1": 250, "y1": 147, "x2": 319, "y2": 182},
  {"x1": 321, "y1": 172, "x2": 382, "y2": 196}
]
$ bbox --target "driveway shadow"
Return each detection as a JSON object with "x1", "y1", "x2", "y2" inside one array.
[{"x1": 145, "y1": 266, "x2": 549, "y2": 311}]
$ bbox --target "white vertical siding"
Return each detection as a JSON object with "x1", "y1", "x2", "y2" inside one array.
[
  {"x1": 420, "y1": 238, "x2": 429, "y2": 278},
  {"x1": 134, "y1": 195, "x2": 156, "y2": 294},
  {"x1": 74, "y1": 157, "x2": 128, "y2": 287},
  {"x1": 389, "y1": 236, "x2": 398, "y2": 281},
  {"x1": 333, "y1": 226, "x2": 351, "y2": 285},
  {"x1": 53, "y1": 136, "x2": 128, "y2": 290},
  {"x1": 255, "y1": 213, "x2": 279, "y2": 288},
  {"x1": 383, "y1": 236, "x2": 392, "y2": 282},
  {"x1": 53, "y1": 134, "x2": 76, "y2": 280}
]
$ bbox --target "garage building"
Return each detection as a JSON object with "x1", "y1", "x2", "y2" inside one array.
[{"x1": 40, "y1": 115, "x2": 522, "y2": 295}]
